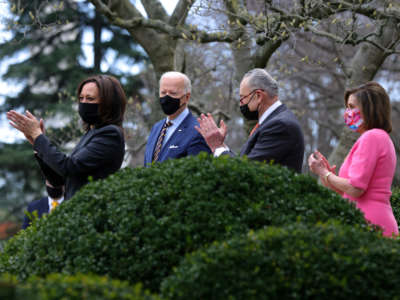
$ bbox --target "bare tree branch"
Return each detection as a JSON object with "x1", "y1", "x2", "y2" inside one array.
[
  {"x1": 141, "y1": 0, "x2": 168, "y2": 22},
  {"x1": 170, "y1": 0, "x2": 196, "y2": 26},
  {"x1": 90, "y1": 0, "x2": 243, "y2": 43}
]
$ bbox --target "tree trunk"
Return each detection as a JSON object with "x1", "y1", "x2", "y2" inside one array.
[
  {"x1": 93, "y1": 11, "x2": 103, "y2": 73},
  {"x1": 329, "y1": 19, "x2": 400, "y2": 176}
]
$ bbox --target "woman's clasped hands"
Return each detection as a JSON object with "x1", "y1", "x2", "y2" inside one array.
[{"x1": 308, "y1": 150, "x2": 336, "y2": 179}]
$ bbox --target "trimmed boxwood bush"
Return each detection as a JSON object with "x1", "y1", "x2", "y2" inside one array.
[
  {"x1": 391, "y1": 186, "x2": 400, "y2": 224},
  {"x1": 0, "y1": 276, "x2": 15, "y2": 299},
  {"x1": 0, "y1": 273, "x2": 160, "y2": 300},
  {"x1": 0, "y1": 154, "x2": 368, "y2": 291},
  {"x1": 161, "y1": 222, "x2": 400, "y2": 300}
]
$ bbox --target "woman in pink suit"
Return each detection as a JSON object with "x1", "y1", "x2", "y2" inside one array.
[{"x1": 308, "y1": 82, "x2": 398, "y2": 237}]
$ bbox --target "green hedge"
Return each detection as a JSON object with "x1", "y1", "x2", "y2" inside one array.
[
  {"x1": 161, "y1": 222, "x2": 400, "y2": 300},
  {"x1": 0, "y1": 273, "x2": 160, "y2": 300},
  {"x1": 0, "y1": 154, "x2": 368, "y2": 291},
  {"x1": 0, "y1": 275, "x2": 16, "y2": 299},
  {"x1": 391, "y1": 186, "x2": 400, "y2": 225}
]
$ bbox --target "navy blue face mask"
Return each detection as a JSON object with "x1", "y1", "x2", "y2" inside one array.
[
  {"x1": 79, "y1": 102, "x2": 100, "y2": 125},
  {"x1": 159, "y1": 95, "x2": 183, "y2": 115}
]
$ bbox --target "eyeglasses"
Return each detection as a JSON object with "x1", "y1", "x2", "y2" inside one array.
[{"x1": 239, "y1": 89, "x2": 260, "y2": 103}]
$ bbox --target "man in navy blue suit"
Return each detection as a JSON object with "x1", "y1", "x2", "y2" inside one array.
[
  {"x1": 196, "y1": 68, "x2": 304, "y2": 173},
  {"x1": 144, "y1": 71, "x2": 211, "y2": 165},
  {"x1": 22, "y1": 181, "x2": 64, "y2": 229}
]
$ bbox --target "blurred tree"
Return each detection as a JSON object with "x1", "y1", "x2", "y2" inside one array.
[
  {"x1": 3, "y1": 0, "x2": 400, "y2": 224},
  {"x1": 0, "y1": 0, "x2": 147, "y2": 222},
  {"x1": 89, "y1": 0, "x2": 400, "y2": 177}
]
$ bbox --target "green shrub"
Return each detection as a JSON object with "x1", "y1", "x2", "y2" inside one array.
[
  {"x1": 161, "y1": 222, "x2": 400, "y2": 300},
  {"x1": 391, "y1": 186, "x2": 400, "y2": 225},
  {"x1": 0, "y1": 154, "x2": 368, "y2": 291},
  {"x1": 0, "y1": 276, "x2": 16, "y2": 299},
  {"x1": 0, "y1": 273, "x2": 160, "y2": 300},
  {"x1": 17, "y1": 273, "x2": 160, "y2": 300}
]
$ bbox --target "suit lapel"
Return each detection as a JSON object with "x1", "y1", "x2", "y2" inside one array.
[
  {"x1": 38, "y1": 197, "x2": 50, "y2": 216},
  {"x1": 263, "y1": 104, "x2": 286, "y2": 124},
  {"x1": 240, "y1": 104, "x2": 287, "y2": 156},
  {"x1": 158, "y1": 113, "x2": 192, "y2": 160},
  {"x1": 71, "y1": 129, "x2": 96, "y2": 156},
  {"x1": 148, "y1": 121, "x2": 166, "y2": 161}
]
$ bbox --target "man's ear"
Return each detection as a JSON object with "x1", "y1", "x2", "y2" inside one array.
[{"x1": 182, "y1": 92, "x2": 190, "y2": 105}]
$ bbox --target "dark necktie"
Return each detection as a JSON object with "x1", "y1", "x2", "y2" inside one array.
[{"x1": 153, "y1": 121, "x2": 172, "y2": 162}]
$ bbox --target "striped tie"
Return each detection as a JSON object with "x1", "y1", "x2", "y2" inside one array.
[{"x1": 153, "y1": 121, "x2": 172, "y2": 162}]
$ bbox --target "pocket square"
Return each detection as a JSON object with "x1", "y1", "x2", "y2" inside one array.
[{"x1": 169, "y1": 145, "x2": 179, "y2": 149}]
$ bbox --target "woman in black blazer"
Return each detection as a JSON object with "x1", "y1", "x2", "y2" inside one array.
[{"x1": 7, "y1": 75, "x2": 127, "y2": 200}]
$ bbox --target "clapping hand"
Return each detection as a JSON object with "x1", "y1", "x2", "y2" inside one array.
[
  {"x1": 308, "y1": 150, "x2": 331, "y2": 177},
  {"x1": 195, "y1": 113, "x2": 227, "y2": 152},
  {"x1": 6, "y1": 110, "x2": 44, "y2": 145}
]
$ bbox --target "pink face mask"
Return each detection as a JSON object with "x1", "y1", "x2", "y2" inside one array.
[{"x1": 344, "y1": 108, "x2": 363, "y2": 131}]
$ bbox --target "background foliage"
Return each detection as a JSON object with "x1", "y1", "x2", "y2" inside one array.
[
  {"x1": 161, "y1": 222, "x2": 400, "y2": 300},
  {"x1": 0, "y1": 273, "x2": 161, "y2": 300},
  {"x1": 0, "y1": 0, "x2": 147, "y2": 221},
  {"x1": 0, "y1": 154, "x2": 370, "y2": 292}
]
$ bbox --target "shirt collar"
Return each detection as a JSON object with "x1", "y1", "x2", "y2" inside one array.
[
  {"x1": 167, "y1": 107, "x2": 189, "y2": 126},
  {"x1": 258, "y1": 100, "x2": 282, "y2": 125},
  {"x1": 48, "y1": 196, "x2": 65, "y2": 212}
]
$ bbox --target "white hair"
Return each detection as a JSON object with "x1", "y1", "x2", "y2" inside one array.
[
  {"x1": 243, "y1": 68, "x2": 278, "y2": 97},
  {"x1": 160, "y1": 71, "x2": 192, "y2": 93}
]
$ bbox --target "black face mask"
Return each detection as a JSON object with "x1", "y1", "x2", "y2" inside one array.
[
  {"x1": 240, "y1": 94, "x2": 259, "y2": 120},
  {"x1": 159, "y1": 95, "x2": 183, "y2": 115},
  {"x1": 79, "y1": 102, "x2": 101, "y2": 125},
  {"x1": 46, "y1": 185, "x2": 63, "y2": 199}
]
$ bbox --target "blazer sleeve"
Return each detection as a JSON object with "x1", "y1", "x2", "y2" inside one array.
[
  {"x1": 186, "y1": 133, "x2": 212, "y2": 156},
  {"x1": 33, "y1": 127, "x2": 124, "y2": 177},
  {"x1": 246, "y1": 120, "x2": 292, "y2": 163},
  {"x1": 221, "y1": 150, "x2": 236, "y2": 157},
  {"x1": 347, "y1": 131, "x2": 381, "y2": 191},
  {"x1": 34, "y1": 154, "x2": 66, "y2": 187}
]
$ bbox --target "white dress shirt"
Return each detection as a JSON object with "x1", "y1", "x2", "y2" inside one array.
[{"x1": 48, "y1": 196, "x2": 65, "y2": 213}]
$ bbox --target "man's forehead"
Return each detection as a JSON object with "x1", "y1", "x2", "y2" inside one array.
[
  {"x1": 160, "y1": 76, "x2": 185, "y2": 88},
  {"x1": 239, "y1": 78, "x2": 250, "y2": 93}
]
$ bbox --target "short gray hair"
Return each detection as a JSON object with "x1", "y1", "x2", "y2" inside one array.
[
  {"x1": 243, "y1": 68, "x2": 278, "y2": 97},
  {"x1": 160, "y1": 71, "x2": 192, "y2": 93}
]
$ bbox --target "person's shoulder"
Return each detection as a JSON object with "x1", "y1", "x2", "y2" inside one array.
[
  {"x1": 359, "y1": 129, "x2": 391, "y2": 147},
  {"x1": 96, "y1": 124, "x2": 122, "y2": 133},
  {"x1": 94, "y1": 124, "x2": 124, "y2": 138},
  {"x1": 149, "y1": 119, "x2": 165, "y2": 132},
  {"x1": 151, "y1": 118, "x2": 166, "y2": 127},
  {"x1": 27, "y1": 197, "x2": 47, "y2": 212},
  {"x1": 185, "y1": 111, "x2": 199, "y2": 124},
  {"x1": 362, "y1": 128, "x2": 389, "y2": 140},
  {"x1": 266, "y1": 106, "x2": 301, "y2": 129}
]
